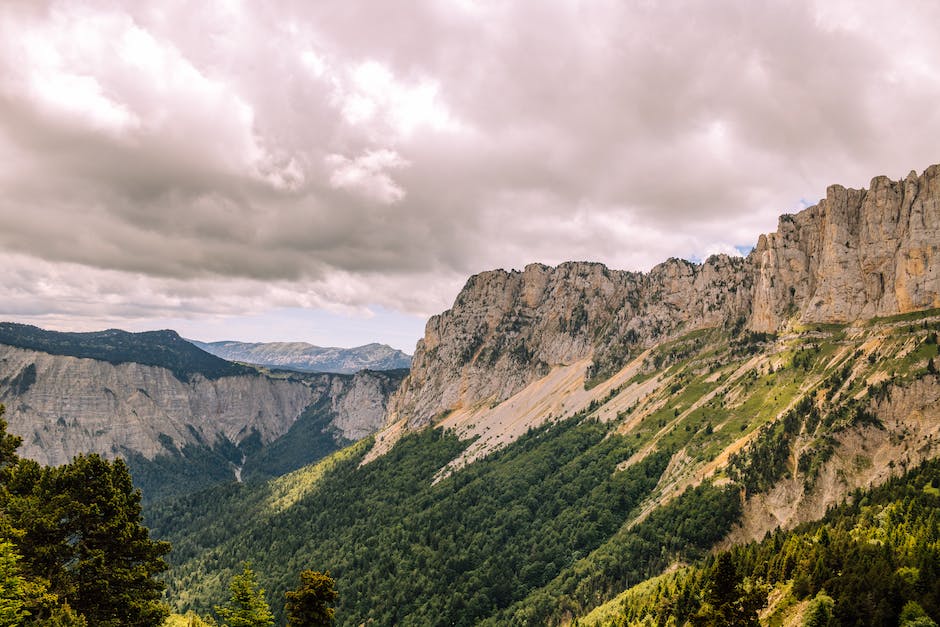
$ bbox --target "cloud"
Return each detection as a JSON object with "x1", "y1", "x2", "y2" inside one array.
[
  {"x1": 1, "y1": 0, "x2": 939, "y2": 341},
  {"x1": 326, "y1": 149, "x2": 409, "y2": 204}
]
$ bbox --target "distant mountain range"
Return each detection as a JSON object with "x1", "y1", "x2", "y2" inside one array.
[{"x1": 189, "y1": 340, "x2": 412, "y2": 374}]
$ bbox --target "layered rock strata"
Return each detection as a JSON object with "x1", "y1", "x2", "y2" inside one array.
[{"x1": 0, "y1": 344, "x2": 399, "y2": 466}]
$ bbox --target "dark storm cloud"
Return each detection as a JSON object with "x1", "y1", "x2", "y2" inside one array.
[{"x1": 1, "y1": 0, "x2": 939, "y2": 322}]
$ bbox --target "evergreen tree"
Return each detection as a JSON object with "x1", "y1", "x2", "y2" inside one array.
[
  {"x1": 0, "y1": 540, "x2": 27, "y2": 627},
  {"x1": 899, "y1": 601, "x2": 938, "y2": 627},
  {"x1": 7, "y1": 454, "x2": 170, "y2": 626},
  {"x1": 0, "y1": 407, "x2": 170, "y2": 626},
  {"x1": 285, "y1": 569, "x2": 339, "y2": 626},
  {"x1": 215, "y1": 564, "x2": 275, "y2": 627},
  {"x1": 803, "y1": 590, "x2": 835, "y2": 627},
  {"x1": 692, "y1": 553, "x2": 766, "y2": 626}
]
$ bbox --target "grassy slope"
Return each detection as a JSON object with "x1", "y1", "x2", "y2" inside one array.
[{"x1": 150, "y1": 313, "x2": 940, "y2": 625}]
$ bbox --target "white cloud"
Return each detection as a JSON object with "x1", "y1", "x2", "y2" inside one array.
[
  {"x1": 326, "y1": 149, "x2": 410, "y2": 204},
  {"x1": 337, "y1": 60, "x2": 463, "y2": 137}
]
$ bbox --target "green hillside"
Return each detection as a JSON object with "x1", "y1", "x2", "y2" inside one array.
[
  {"x1": 581, "y1": 458, "x2": 940, "y2": 626},
  {"x1": 148, "y1": 313, "x2": 940, "y2": 625}
]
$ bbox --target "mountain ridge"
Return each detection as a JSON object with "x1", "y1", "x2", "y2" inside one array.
[
  {"x1": 190, "y1": 339, "x2": 411, "y2": 374},
  {"x1": 385, "y1": 165, "x2": 940, "y2": 435},
  {"x1": 150, "y1": 163, "x2": 940, "y2": 625},
  {"x1": 0, "y1": 322, "x2": 251, "y2": 381},
  {"x1": 0, "y1": 325, "x2": 407, "y2": 501}
]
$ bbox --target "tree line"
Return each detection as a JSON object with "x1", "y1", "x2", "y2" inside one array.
[{"x1": 0, "y1": 405, "x2": 336, "y2": 626}]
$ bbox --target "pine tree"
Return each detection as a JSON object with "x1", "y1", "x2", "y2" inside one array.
[
  {"x1": 215, "y1": 564, "x2": 275, "y2": 627},
  {"x1": 802, "y1": 590, "x2": 835, "y2": 627},
  {"x1": 0, "y1": 540, "x2": 27, "y2": 627},
  {"x1": 7, "y1": 454, "x2": 170, "y2": 626},
  {"x1": 0, "y1": 408, "x2": 170, "y2": 627},
  {"x1": 285, "y1": 570, "x2": 339, "y2": 626}
]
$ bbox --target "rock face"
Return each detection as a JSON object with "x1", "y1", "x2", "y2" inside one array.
[
  {"x1": 0, "y1": 343, "x2": 401, "y2": 467},
  {"x1": 749, "y1": 166, "x2": 940, "y2": 331},
  {"x1": 390, "y1": 257, "x2": 751, "y2": 428},
  {"x1": 190, "y1": 340, "x2": 412, "y2": 374},
  {"x1": 389, "y1": 165, "x2": 940, "y2": 429},
  {"x1": 327, "y1": 369, "x2": 404, "y2": 440}
]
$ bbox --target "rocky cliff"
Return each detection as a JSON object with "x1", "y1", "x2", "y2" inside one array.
[
  {"x1": 749, "y1": 166, "x2": 940, "y2": 330},
  {"x1": 388, "y1": 165, "x2": 940, "y2": 430},
  {"x1": 0, "y1": 341, "x2": 403, "y2": 469}
]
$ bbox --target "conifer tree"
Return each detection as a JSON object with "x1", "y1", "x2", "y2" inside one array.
[
  {"x1": 285, "y1": 569, "x2": 339, "y2": 626},
  {"x1": 0, "y1": 540, "x2": 27, "y2": 627},
  {"x1": 0, "y1": 405, "x2": 169, "y2": 626},
  {"x1": 215, "y1": 564, "x2": 275, "y2": 627}
]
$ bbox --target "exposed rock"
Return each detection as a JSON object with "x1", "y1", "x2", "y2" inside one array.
[
  {"x1": 386, "y1": 165, "x2": 940, "y2": 431},
  {"x1": 327, "y1": 369, "x2": 403, "y2": 440},
  {"x1": 388, "y1": 257, "x2": 750, "y2": 429},
  {"x1": 749, "y1": 166, "x2": 940, "y2": 330},
  {"x1": 0, "y1": 344, "x2": 402, "y2": 467},
  {"x1": 726, "y1": 375, "x2": 940, "y2": 544}
]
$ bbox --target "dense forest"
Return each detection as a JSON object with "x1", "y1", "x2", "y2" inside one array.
[
  {"x1": 587, "y1": 458, "x2": 940, "y2": 626},
  {"x1": 0, "y1": 323, "x2": 252, "y2": 381},
  {"x1": 150, "y1": 414, "x2": 742, "y2": 625}
]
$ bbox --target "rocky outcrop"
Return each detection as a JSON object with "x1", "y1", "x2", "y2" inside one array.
[
  {"x1": 389, "y1": 256, "x2": 751, "y2": 428},
  {"x1": 749, "y1": 166, "x2": 940, "y2": 331},
  {"x1": 388, "y1": 165, "x2": 940, "y2": 430},
  {"x1": 0, "y1": 344, "x2": 402, "y2": 467},
  {"x1": 327, "y1": 369, "x2": 403, "y2": 440}
]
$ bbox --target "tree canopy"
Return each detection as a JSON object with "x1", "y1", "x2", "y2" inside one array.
[
  {"x1": 285, "y1": 569, "x2": 338, "y2": 626},
  {"x1": 0, "y1": 405, "x2": 170, "y2": 625}
]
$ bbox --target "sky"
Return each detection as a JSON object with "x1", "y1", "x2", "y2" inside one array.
[{"x1": 1, "y1": 1, "x2": 939, "y2": 352}]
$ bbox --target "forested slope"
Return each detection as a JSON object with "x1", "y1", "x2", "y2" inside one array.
[{"x1": 151, "y1": 310, "x2": 940, "y2": 625}]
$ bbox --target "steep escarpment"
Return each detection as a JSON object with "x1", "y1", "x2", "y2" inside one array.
[
  {"x1": 0, "y1": 343, "x2": 313, "y2": 467},
  {"x1": 0, "y1": 336, "x2": 406, "y2": 497},
  {"x1": 749, "y1": 165, "x2": 940, "y2": 331},
  {"x1": 389, "y1": 256, "x2": 750, "y2": 428},
  {"x1": 388, "y1": 166, "x2": 940, "y2": 431}
]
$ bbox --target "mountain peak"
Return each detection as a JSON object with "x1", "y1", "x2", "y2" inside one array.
[{"x1": 388, "y1": 164, "x2": 940, "y2": 430}]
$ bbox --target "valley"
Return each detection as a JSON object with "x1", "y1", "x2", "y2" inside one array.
[
  {"x1": 0, "y1": 165, "x2": 938, "y2": 625},
  {"x1": 151, "y1": 309, "x2": 939, "y2": 625}
]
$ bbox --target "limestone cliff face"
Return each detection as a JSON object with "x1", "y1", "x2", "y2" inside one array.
[
  {"x1": 749, "y1": 165, "x2": 940, "y2": 330},
  {"x1": 389, "y1": 165, "x2": 940, "y2": 429},
  {"x1": 327, "y1": 370, "x2": 403, "y2": 440},
  {"x1": 0, "y1": 344, "x2": 399, "y2": 467},
  {"x1": 390, "y1": 256, "x2": 751, "y2": 428}
]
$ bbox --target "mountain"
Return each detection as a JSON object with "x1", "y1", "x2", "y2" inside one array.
[
  {"x1": 0, "y1": 323, "x2": 252, "y2": 381},
  {"x1": 190, "y1": 339, "x2": 412, "y2": 374},
  {"x1": 384, "y1": 165, "x2": 939, "y2": 442},
  {"x1": 0, "y1": 324, "x2": 407, "y2": 501},
  {"x1": 151, "y1": 165, "x2": 940, "y2": 625}
]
